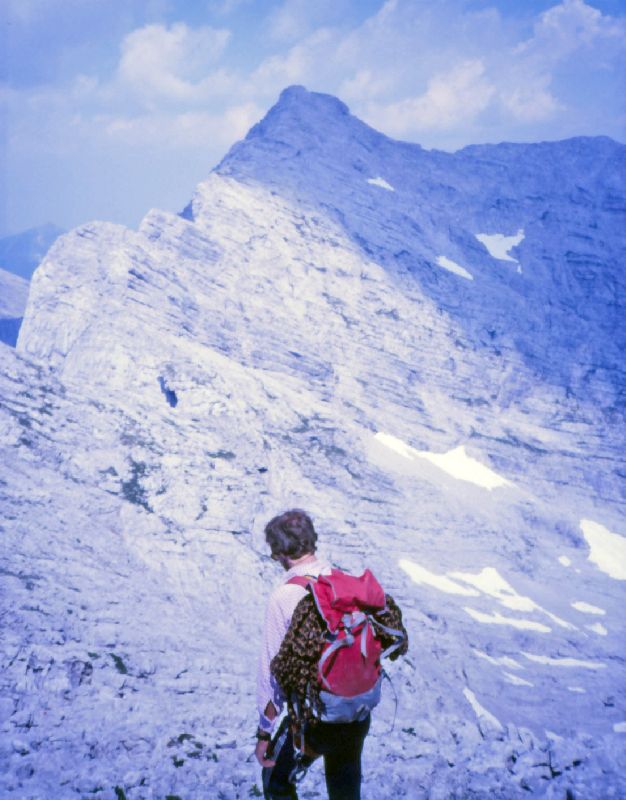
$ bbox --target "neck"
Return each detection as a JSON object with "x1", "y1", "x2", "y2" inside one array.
[{"x1": 285, "y1": 552, "x2": 316, "y2": 570}]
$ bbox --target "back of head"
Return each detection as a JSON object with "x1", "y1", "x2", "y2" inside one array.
[{"x1": 265, "y1": 509, "x2": 317, "y2": 559}]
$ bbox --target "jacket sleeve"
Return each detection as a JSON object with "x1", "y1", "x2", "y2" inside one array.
[
  {"x1": 270, "y1": 594, "x2": 325, "y2": 720},
  {"x1": 256, "y1": 584, "x2": 306, "y2": 732},
  {"x1": 256, "y1": 591, "x2": 288, "y2": 731}
]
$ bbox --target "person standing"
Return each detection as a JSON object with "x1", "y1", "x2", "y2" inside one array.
[{"x1": 255, "y1": 508, "x2": 407, "y2": 800}]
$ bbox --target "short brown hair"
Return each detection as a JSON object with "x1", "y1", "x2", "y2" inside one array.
[{"x1": 265, "y1": 509, "x2": 317, "y2": 559}]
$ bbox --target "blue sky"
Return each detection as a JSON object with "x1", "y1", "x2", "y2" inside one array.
[{"x1": 1, "y1": 0, "x2": 625, "y2": 238}]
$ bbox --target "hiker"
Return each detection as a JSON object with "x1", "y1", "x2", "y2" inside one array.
[{"x1": 255, "y1": 509, "x2": 408, "y2": 800}]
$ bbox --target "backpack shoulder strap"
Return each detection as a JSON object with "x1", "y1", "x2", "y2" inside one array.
[
  {"x1": 286, "y1": 574, "x2": 317, "y2": 589},
  {"x1": 370, "y1": 616, "x2": 406, "y2": 659}
]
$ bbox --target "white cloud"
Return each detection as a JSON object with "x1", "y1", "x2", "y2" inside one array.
[
  {"x1": 344, "y1": 0, "x2": 625, "y2": 140},
  {"x1": 339, "y1": 68, "x2": 395, "y2": 103},
  {"x1": 496, "y1": 1, "x2": 626, "y2": 127},
  {"x1": 104, "y1": 102, "x2": 263, "y2": 148},
  {"x1": 266, "y1": 0, "x2": 364, "y2": 44},
  {"x1": 4, "y1": 0, "x2": 57, "y2": 24},
  {"x1": 208, "y1": 0, "x2": 252, "y2": 15},
  {"x1": 86, "y1": 0, "x2": 623, "y2": 149},
  {"x1": 117, "y1": 22, "x2": 232, "y2": 105},
  {"x1": 4, "y1": 17, "x2": 253, "y2": 158},
  {"x1": 501, "y1": 76, "x2": 562, "y2": 123},
  {"x1": 518, "y1": 0, "x2": 626, "y2": 61},
  {"x1": 250, "y1": 28, "x2": 336, "y2": 94},
  {"x1": 268, "y1": 0, "x2": 312, "y2": 42},
  {"x1": 365, "y1": 60, "x2": 495, "y2": 136}
]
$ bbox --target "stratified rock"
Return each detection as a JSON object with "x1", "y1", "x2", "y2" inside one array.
[{"x1": 3, "y1": 87, "x2": 626, "y2": 798}]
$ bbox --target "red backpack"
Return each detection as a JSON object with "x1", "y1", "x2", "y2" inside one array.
[{"x1": 288, "y1": 568, "x2": 405, "y2": 722}]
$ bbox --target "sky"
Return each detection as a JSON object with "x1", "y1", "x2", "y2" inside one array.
[{"x1": 1, "y1": 0, "x2": 625, "y2": 238}]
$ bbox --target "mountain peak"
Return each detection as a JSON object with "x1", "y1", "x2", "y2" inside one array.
[
  {"x1": 242, "y1": 85, "x2": 351, "y2": 145},
  {"x1": 215, "y1": 85, "x2": 383, "y2": 181},
  {"x1": 274, "y1": 84, "x2": 350, "y2": 116}
]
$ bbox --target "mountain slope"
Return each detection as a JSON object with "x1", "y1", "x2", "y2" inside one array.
[
  {"x1": 215, "y1": 86, "x2": 626, "y2": 418},
  {"x1": 3, "y1": 87, "x2": 626, "y2": 799}
]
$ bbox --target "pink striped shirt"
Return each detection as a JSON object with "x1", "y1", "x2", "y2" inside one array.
[{"x1": 256, "y1": 557, "x2": 332, "y2": 732}]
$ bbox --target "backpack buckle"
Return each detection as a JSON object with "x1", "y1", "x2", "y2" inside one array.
[{"x1": 342, "y1": 610, "x2": 366, "y2": 630}]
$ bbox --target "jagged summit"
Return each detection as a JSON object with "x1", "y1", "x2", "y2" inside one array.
[
  {"x1": 236, "y1": 85, "x2": 354, "y2": 145},
  {"x1": 219, "y1": 86, "x2": 624, "y2": 183},
  {"x1": 266, "y1": 84, "x2": 351, "y2": 123},
  {"x1": 206, "y1": 88, "x2": 626, "y2": 422},
  {"x1": 216, "y1": 85, "x2": 402, "y2": 181},
  {"x1": 215, "y1": 87, "x2": 624, "y2": 231}
]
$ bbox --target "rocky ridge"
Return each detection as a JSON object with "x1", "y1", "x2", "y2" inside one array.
[{"x1": 2, "y1": 86, "x2": 625, "y2": 798}]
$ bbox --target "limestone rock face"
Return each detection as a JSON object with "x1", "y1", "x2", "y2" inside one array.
[{"x1": 3, "y1": 87, "x2": 626, "y2": 798}]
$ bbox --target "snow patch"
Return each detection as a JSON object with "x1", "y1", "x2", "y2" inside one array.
[
  {"x1": 436, "y1": 255, "x2": 473, "y2": 280},
  {"x1": 453, "y1": 567, "x2": 534, "y2": 611},
  {"x1": 614, "y1": 722, "x2": 626, "y2": 733},
  {"x1": 463, "y1": 688, "x2": 503, "y2": 730},
  {"x1": 374, "y1": 433, "x2": 511, "y2": 490},
  {"x1": 475, "y1": 229, "x2": 524, "y2": 262},
  {"x1": 503, "y1": 672, "x2": 534, "y2": 687},
  {"x1": 474, "y1": 650, "x2": 524, "y2": 670},
  {"x1": 452, "y1": 567, "x2": 575, "y2": 629},
  {"x1": 416, "y1": 445, "x2": 511, "y2": 490},
  {"x1": 401, "y1": 563, "x2": 570, "y2": 631},
  {"x1": 399, "y1": 559, "x2": 479, "y2": 596},
  {"x1": 367, "y1": 177, "x2": 395, "y2": 191},
  {"x1": 580, "y1": 518, "x2": 626, "y2": 580},
  {"x1": 568, "y1": 686, "x2": 586, "y2": 693},
  {"x1": 559, "y1": 555, "x2": 572, "y2": 567},
  {"x1": 522, "y1": 653, "x2": 606, "y2": 670},
  {"x1": 463, "y1": 607, "x2": 551, "y2": 632},
  {"x1": 587, "y1": 622, "x2": 608, "y2": 636},
  {"x1": 571, "y1": 601, "x2": 606, "y2": 615}
]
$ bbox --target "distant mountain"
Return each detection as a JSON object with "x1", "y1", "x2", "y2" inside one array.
[
  {"x1": 0, "y1": 267, "x2": 29, "y2": 346},
  {"x1": 0, "y1": 223, "x2": 65, "y2": 280},
  {"x1": 0, "y1": 267, "x2": 29, "y2": 318},
  {"x1": 3, "y1": 87, "x2": 626, "y2": 798}
]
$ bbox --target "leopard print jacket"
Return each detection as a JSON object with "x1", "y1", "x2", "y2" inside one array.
[{"x1": 270, "y1": 593, "x2": 408, "y2": 723}]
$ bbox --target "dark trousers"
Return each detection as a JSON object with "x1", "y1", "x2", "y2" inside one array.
[{"x1": 262, "y1": 716, "x2": 371, "y2": 800}]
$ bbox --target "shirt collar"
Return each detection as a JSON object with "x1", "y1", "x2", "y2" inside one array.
[{"x1": 283, "y1": 556, "x2": 330, "y2": 582}]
